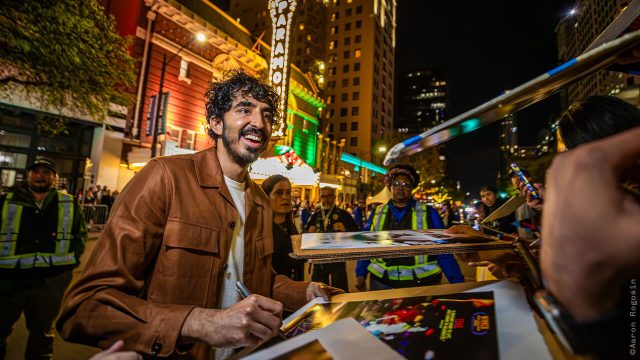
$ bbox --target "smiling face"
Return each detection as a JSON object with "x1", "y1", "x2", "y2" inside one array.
[
  {"x1": 269, "y1": 179, "x2": 292, "y2": 215},
  {"x1": 211, "y1": 94, "x2": 274, "y2": 167}
]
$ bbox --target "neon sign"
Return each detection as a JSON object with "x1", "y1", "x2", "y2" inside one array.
[{"x1": 268, "y1": 0, "x2": 297, "y2": 137}]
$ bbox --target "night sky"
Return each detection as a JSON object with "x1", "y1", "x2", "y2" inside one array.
[
  {"x1": 213, "y1": 0, "x2": 576, "y2": 194},
  {"x1": 395, "y1": 0, "x2": 574, "y2": 194}
]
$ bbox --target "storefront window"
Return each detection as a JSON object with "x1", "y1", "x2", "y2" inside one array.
[
  {"x1": 0, "y1": 131, "x2": 31, "y2": 148},
  {"x1": 37, "y1": 137, "x2": 74, "y2": 153},
  {"x1": 0, "y1": 151, "x2": 28, "y2": 169}
]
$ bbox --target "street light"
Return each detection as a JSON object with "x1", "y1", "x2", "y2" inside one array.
[{"x1": 151, "y1": 32, "x2": 207, "y2": 158}]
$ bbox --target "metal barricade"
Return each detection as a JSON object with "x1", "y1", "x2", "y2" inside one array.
[{"x1": 81, "y1": 205, "x2": 109, "y2": 231}]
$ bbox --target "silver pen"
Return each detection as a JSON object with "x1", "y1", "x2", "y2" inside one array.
[{"x1": 235, "y1": 280, "x2": 288, "y2": 340}]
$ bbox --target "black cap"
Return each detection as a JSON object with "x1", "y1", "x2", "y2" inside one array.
[{"x1": 28, "y1": 157, "x2": 57, "y2": 174}]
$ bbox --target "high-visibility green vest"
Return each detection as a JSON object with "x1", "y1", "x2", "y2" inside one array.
[
  {"x1": 367, "y1": 202, "x2": 442, "y2": 281},
  {"x1": 0, "y1": 192, "x2": 77, "y2": 269}
]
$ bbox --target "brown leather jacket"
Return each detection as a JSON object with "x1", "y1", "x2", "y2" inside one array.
[{"x1": 56, "y1": 148, "x2": 309, "y2": 359}]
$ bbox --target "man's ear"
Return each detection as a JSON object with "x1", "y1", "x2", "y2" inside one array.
[{"x1": 210, "y1": 116, "x2": 223, "y2": 137}]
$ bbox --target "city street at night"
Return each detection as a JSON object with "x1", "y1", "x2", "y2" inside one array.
[{"x1": 1, "y1": 0, "x2": 639, "y2": 359}]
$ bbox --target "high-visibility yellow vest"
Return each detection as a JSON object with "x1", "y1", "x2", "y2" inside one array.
[
  {"x1": 0, "y1": 192, "x2": 77, "y2": 269},
  {"x1": 367, "y1": 202, "x2": 442, "y2": 281}
]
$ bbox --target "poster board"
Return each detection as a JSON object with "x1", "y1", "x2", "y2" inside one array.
[
  {"x1": 291, "y1": 229, "x2": 513, "y2": 263},
  {"x1": 481, "y1": 196, "x2": 526, "y2": 224},
  {"x1": 281, "y1": 291, "x2": 499, "y2": 359},
  {"x1": 282, "y1": 280, "x2": 551, "y2": 360}
]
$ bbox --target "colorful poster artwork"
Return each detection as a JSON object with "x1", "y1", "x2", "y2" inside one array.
[
  {"x1": 301, "y1": 229, "x2": 490, "y2": 250},
  {"x1": 282, "y1": 291, "x2": 499, "y2": 360}
]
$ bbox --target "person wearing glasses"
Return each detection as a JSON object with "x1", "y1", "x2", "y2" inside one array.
[
  {"x1": 304, "y1": 187, "x2": 358, "y2": 292},
  {"x1": 355, "y1": 164, "x2": 464, "y2": 291},
  {"x1": 261, "y1": 175, "x2": 305, "y2": 281}
]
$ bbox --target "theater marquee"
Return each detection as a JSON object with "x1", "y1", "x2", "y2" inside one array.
[{"x1": 268, "y1": 0, "x2": 297, "y2": 137}]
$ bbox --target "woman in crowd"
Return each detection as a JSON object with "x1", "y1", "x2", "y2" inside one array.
[{"x1": 261, "y1": 175, "x2": 305, "y2": 281}]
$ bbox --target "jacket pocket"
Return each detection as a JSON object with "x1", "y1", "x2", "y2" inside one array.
[
  {"x1": 255, "y1": 233, "x2": 274, "y2": 259},
  {"x1": 150, "y1": 220, "x2": 220, "y2": 306},
  {"x1": 247, "y1": 233, "x2": 274, "y2": 296},
  {"x1": 163, "y1": 219, "x2": 219, "y2": 254}
]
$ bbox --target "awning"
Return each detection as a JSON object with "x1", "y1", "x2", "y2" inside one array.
[
  {"x1": 366, "y1": 186, "x2": 391, "y2": 206},
  {"x1": 250, "y1": 156, "x2": 319, "y2": 186}
]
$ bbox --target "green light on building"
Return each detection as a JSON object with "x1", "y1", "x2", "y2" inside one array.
[{"x1": 288, "y1": 109, "x2": 318, "y2": 167}]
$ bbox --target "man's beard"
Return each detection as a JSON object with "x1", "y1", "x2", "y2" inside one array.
[
  {"x1": 29, "y1": 183, "x2": 51, "y2": 193},
  {"x1": 221, "y1": 125, "x2": 267, "y2": 167}
]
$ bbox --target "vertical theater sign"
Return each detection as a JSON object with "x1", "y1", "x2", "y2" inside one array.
[{"x1": 268, "y1": 0, "x2": 297, "y2": 136}]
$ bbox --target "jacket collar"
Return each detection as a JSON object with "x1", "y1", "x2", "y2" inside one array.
[
  {"x1": 194, "y1": 147, "x2": 265, "y2": 207},
  {"x1": 11, "y1": 184, "x2": 57, "y2": 208}
]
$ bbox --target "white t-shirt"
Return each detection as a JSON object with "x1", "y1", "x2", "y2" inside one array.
[
  {"x1": 215, "y1": 176, "x2": 246, "y2": 359},
  {"x1": 219, "y1": 175, "x2": 246, "y2": 308}
]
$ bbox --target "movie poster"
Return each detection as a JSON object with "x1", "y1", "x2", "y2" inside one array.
[{"x1": 282, "y1": 291, "x2": 499, "y2": 360}]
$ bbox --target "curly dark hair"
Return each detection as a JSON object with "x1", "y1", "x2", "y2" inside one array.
[{"x1": 204, "y1": 70, "x2": 280, "y2": 141}]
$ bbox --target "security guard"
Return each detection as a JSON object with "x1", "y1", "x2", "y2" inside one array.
[
  {"x1": 356, "y1": 164, "x2": 464, "y2": 290},
  {"x1": 304, "y1": 186, "x2": 358, "y2": 292},
  {"x1": 0, "y1": 158, "x2": 86, "y2": 359}
]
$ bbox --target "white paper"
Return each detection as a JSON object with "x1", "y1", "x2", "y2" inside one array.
[
  {"x1": 242, "y1": 318, "x2": 403, "y2": 360},
  {"x1": 481, "y1": 196, "x2": 526, "y2": 224}
]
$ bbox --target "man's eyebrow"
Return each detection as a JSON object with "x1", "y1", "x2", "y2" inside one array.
[{"x1": 234, "y1": 100, "x2": 257, "y2": 108}]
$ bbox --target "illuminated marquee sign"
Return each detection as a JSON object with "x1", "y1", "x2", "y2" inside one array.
[{"x1": 268, "y1": 0, "x2": 297, "y2": 137}]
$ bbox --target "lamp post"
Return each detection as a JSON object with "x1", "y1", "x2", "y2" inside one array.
[{"x1": 150, "y1": 32, "x2": 206, "y2": 158}]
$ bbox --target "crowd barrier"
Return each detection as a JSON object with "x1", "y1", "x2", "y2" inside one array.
[{"x1": 81, "y1": 204, "x2": 109, "y2": 231}]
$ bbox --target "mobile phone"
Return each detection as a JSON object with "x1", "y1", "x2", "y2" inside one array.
[{"x1": 510, "y1": 162, "x2": 539, "y2": 200}]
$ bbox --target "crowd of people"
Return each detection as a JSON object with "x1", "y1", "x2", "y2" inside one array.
[
  {"x1": 81, "y1": 185, "x2": 118, "y2": 210},
  {"x1": 0, "y1": 71, "x2": 637, "y2": 359}
]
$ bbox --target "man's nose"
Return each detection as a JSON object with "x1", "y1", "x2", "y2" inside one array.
[{"x1": 249, "y1": 112, "x2": 267, "y2": 129}]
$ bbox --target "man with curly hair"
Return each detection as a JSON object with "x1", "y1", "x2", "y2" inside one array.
[{"x1": 57, "y1": 71, "x2": 338, "y2": 359}]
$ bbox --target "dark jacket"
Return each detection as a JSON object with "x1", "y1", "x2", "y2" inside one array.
[
  {"x1": 0, "y1": 184, "x2": 86, "y2": 279},
  {"x1": 303, "y1": 206, "x2": 358, "y2": 233},
  {"x1": 272, "y1": 218, "x2": 305, "y2": 281},
  {"x1": 357, "y1": 200, "x2": 464, "y2": 285}
]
